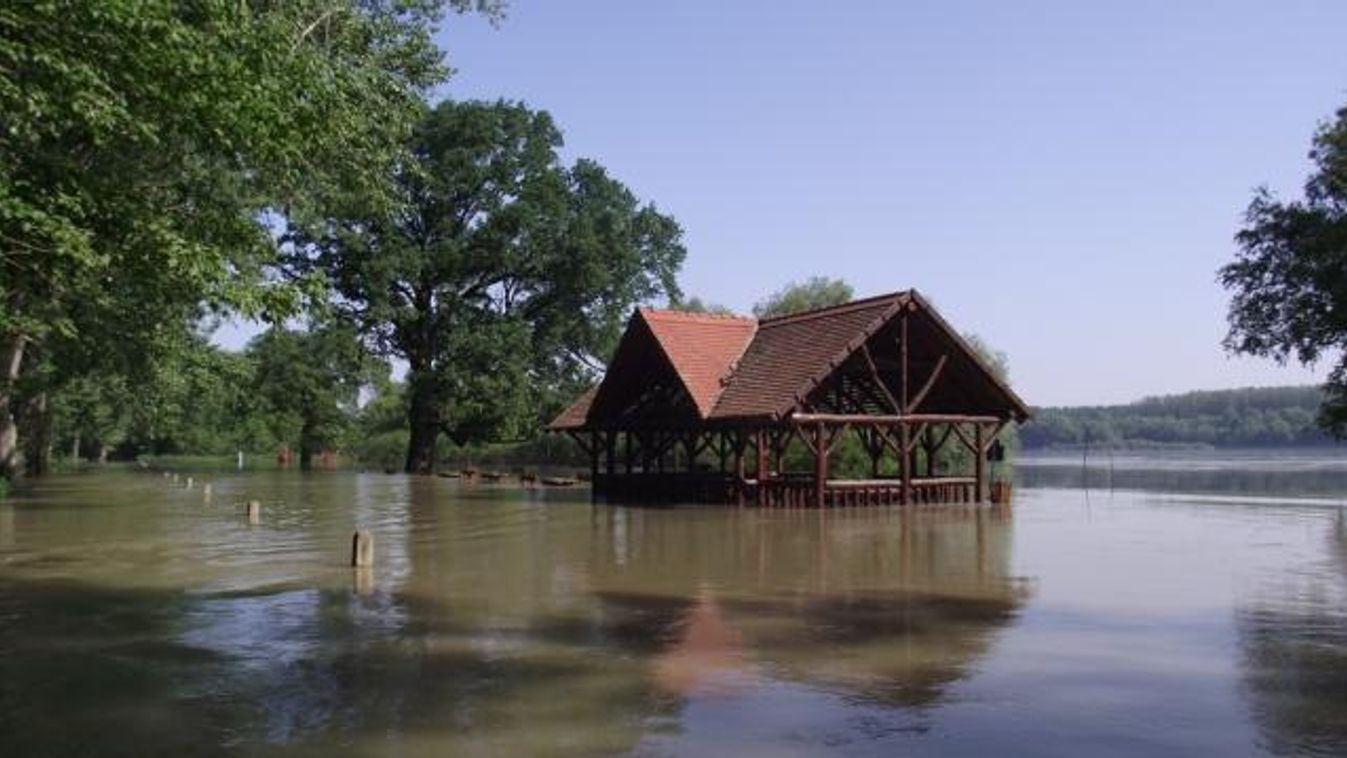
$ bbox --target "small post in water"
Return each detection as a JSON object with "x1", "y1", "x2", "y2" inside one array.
[
  {"x1": 246, "y1": 500, "x2": 260, "y2": 525},
  {"x1": 202, "y1": 483, "x2": 212, "y2": 502},
  {"x1": 351, "y1": 530, "x2": 374, "y2": 568},
  {"x1": 185, "y1": 476, "x2": 193, "y2": 490}
]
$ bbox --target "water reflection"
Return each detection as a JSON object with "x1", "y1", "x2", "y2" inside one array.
[
  {"x1": 1018, "y1": 450, "x2": 1347, "y2": 500},
  {"x1": 5, "y1": 468, "x2": 1347, "y2": 755},
  {"x1": 0, "y1": 475, "x2": 1028, "y2": 756},
  {"x1": 1237, "y1": 512, "x2": 1347, "y2": 757}
]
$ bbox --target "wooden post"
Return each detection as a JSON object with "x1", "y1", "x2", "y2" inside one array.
[
  {"x1": 202, "y1": 483, "x2": 212, "y2": 502},
  {"x1": 605, "y1": 431, "x2": 616, "y2": 477},
  {"x1": 589, "y1": 431, "x2": 600, "y2": 503},
  {"x1": 351, "y1": 529, "x2": 374, "y2": 567},
  {"x1": 900, "y1": 307, "x2": 909, "y2": 411},
  {"x1": 755, "y1": 429, "x2": 767, "y2": 506},
  {"x1": 734, "y1": 431, "x2": 746, "y2": 506},
  {"x1": 974, "y1": 423, "x2": 986, "y2": 503},
  {"x1": 899, "y1": 421, "x2": 911, "y2": 505},
  {"x1": 814, "y1": 422, "x2": 827, "y2": 508},
  {"x1": 185, "y1": 476, "x2": 193, "y2": 490},
  {"x1": 246, "y1": 500, "x2": 260, "y2": 525},
  {"x1": 623, "y1": 432, "x2": 633, "y2": 475}
]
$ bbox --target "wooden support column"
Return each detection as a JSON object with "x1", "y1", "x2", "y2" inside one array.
[
  {"x1": 623, "y1": 432, "x2": 633, "y2": 474},
  {"x1": 589, "y1": 431, "x2": 601, "y2": 503},
  {"x1": 734, "y1": 431, "x2": 746, "y2": 506},
  {"x1": 814, "y1": 421, "x2": 828, "y2": 508},
  {"x1": 899, "y1": 307, "x2": 910, "y2": 411},
  {"x1": 755, "y1": 429, "x2": 768, "y2": 506},
  {"x1": 605, "y1": 431, "x2": 616, "y2": 476},
  {"x1": 974, "y1": 423, "x2": 986, "y2": 503},
  {"x1": 899, "y1": 421, "x2": 911, "y2": 505}
]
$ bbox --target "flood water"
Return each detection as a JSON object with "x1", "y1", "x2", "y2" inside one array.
[{"x1": 1, "y1": 455, "x2": 1346, "y2": 756}]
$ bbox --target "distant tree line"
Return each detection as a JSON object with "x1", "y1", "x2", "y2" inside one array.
[{"x1": 1020, "y1": 386, "x2": 1334, "y2": 449}]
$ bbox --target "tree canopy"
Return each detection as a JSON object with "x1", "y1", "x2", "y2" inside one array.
[
  {"x1": 753, "y1": 276, "x2": 854, "y2": 317},
  {"x1": 1221, "y1": 104, "x2": 1347, "y2": 435},
  {"x1": 288, "y1": 99, "x2": 686, "y2": 473},
  {"x1": 0, "y1": 0, "x2": 500, "y2": 476}
]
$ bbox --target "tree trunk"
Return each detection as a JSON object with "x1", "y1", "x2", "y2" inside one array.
[
  {"x1": 71, "y1": 432, "x2": 81, "y2": 464},
  {"x1": 404, "y1": 372, "x2": 440, "y2": 475},
  {"x1": 97, "y1": 444, "x2": 109, "y2": 465},
  {"x1": 0, "y1": 333, "x2": 27, "y2": 478},
  {"x1": 299, "y1": 418, "x2": 316, "y2": 472},
  {"x1": 22, "y1": 391, "x2": 51, "y2": 478}
]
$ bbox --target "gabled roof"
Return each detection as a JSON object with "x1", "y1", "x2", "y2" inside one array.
[
  {"x1": 549, "y1": 289, "x2": 1030, "y2": 431},
  {"x1": 640, "y1": 308, "x2": 758, "y2": 416},
  {"x1": 708, "y1": 293, "x2": 907, "y2": 419}
]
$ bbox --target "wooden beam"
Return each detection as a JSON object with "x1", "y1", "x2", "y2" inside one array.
[
  {"x1": 860, "y1": 343, "x2": 901, "y2": 413},
  {"x1": 950, "y1": 422, "x2": 975, "y2": 454},
  {"x1": 975, "y1": 422, "x2": 986, "y2": 503},
  {"x1": 900, "y1": 308, "x2": 910, "y2": 411},
  {"x1": 814, "y1": 422, "x2": 827, "y2": 508},
  {"x1": 791, "y1": 412, "x2": 1003, "y2": 424},
  {"x1": 905, "y1": 353, "x2": 948, "y2": 414},
  {"x1": 899, "y1": 421, "x2": 911, "y2": 505}
]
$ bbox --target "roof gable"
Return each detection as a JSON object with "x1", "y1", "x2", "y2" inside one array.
[{"x1": 639, "y1": 309, "x2": 757, "y2": 417}]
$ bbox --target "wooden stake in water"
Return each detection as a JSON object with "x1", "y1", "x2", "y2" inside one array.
[
  {"x1": 351, "y1": 530, "x2": 374, "y2": 567},
  {"x1": 185, "y1": 477, "x2": 193, "y2": 490},
  {"x1": 202, "y1": 483, "x2": 212, "y2": 501},
  {"x1": 246, "y1": 500, "x2": 260, "y2": 525}
]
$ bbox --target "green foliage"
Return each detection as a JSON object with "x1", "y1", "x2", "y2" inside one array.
[
  {"x1": 1021, "y1": 386, "x2": 1331, "y2": 449},
  {"x1": 289, "y1": 99, "x2": 686, "y2": 471},
  {"x1": 670, "y1": 295, "x2": 734, "y2": 315},
  {"x1": 249, "y1": 322, "x2": 380, "y2": 468},
  {"x1": 0, "y1": 0, "x2": 500, "y2": 474},
  {"x1": 1221, "y1": 104, "x2": 1347, "y2": 435},
  {"x1": 752, "y1": 276, "x2": 854, "y2": 317}
]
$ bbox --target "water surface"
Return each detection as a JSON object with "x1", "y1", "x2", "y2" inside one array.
[{"x1": 1, "y1": 459, "x2": 1345, "y2": 756}]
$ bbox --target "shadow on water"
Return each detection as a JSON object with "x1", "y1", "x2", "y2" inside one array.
[{"x1": 1237, "y1": 512, "x2": 1347, "y2": 758}]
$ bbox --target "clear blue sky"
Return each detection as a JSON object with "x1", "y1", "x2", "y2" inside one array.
[{"x1": 422, "y1": 0, "x2": 1347, "y2": 406}]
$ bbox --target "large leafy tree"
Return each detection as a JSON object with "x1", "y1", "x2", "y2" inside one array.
[
  {"x1": 290, "y1": 100, "x2": 686, "y2": 473},
  {"x1": 0, "y1": 0, "x2": 501, "y2": 476},
  {"x1": 1221, "y1": 105, "x2": 1347, "y2": 434}
]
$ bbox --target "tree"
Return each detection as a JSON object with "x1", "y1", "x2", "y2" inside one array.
[
  {"x1": 290, "y1": 100, "x2": 686, "y2": 473},
  {"x1": 671, "y1": 296, "x2": 734, "y2": 315},
  {"x1": 249, "y1": 323, "x2": 377, "y2": 469},
  {"x1": 1221, "y1": 104, "x2": 1347, "y2": 435},
  {"x1": 0, "y1": 0, "x2": 500, "y2": 477},
  {"x1": 753, "y1": 277, "x2": 854, "y2": 317}
]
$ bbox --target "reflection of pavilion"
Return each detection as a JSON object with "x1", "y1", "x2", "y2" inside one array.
[{"x1": 589, "y1": 503, "x2": 1031, "y2": 707}]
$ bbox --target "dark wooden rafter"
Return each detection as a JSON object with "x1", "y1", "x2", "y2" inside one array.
[
  {"x1": 859, "y1": 343, "x2": 901, "y2": 413},
  {"x1": 565, "y1": 430, "x2": 596, "y2": 456},
  {"x1": 906, "y1": 353, "x2": 948, "y2": 413}
]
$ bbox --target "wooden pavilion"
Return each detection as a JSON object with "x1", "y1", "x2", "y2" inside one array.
[{"x1": 549, "y1": 290, "x2": 1030, "y2": 507}]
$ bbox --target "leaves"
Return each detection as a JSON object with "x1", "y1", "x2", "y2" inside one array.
[
  {"x1": 1221, "y1": 105, "x2": 1347, "y2": 436},
  {"x1": 289, "y1": 99, "x2": 686, "y2": 464}
]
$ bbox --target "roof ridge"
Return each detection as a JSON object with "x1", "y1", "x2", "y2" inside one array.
[
  {"x1": 757, "y1": 290, "x2": 911, "y2": 327},
  {"x1": 639, "y1": 306, "x2": 757, "y2": 323}
]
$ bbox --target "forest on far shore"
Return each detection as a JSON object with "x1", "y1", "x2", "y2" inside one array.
[{"x1": 1021, "y1": 386, "x2": 1339, "y2": 450}]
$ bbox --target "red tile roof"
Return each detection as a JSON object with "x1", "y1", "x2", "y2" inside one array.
[
  {"x1": 638, "y1": 308, "x2": 758, "y2": 417},
  {"x1": 549, "y1": 289, "x2": 1029, "y2": 431},
  {"x1": 708, "y1": 293, "x2": 906, "y2": 420}
]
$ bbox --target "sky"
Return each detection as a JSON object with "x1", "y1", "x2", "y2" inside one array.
[{"x1": 419, "y1": 0, "x2": 1347, "y2": 406}]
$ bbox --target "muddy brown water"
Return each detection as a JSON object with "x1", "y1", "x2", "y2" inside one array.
[{"x1": 1, "y1": 456, "x2": 1345, "y2": 756}]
